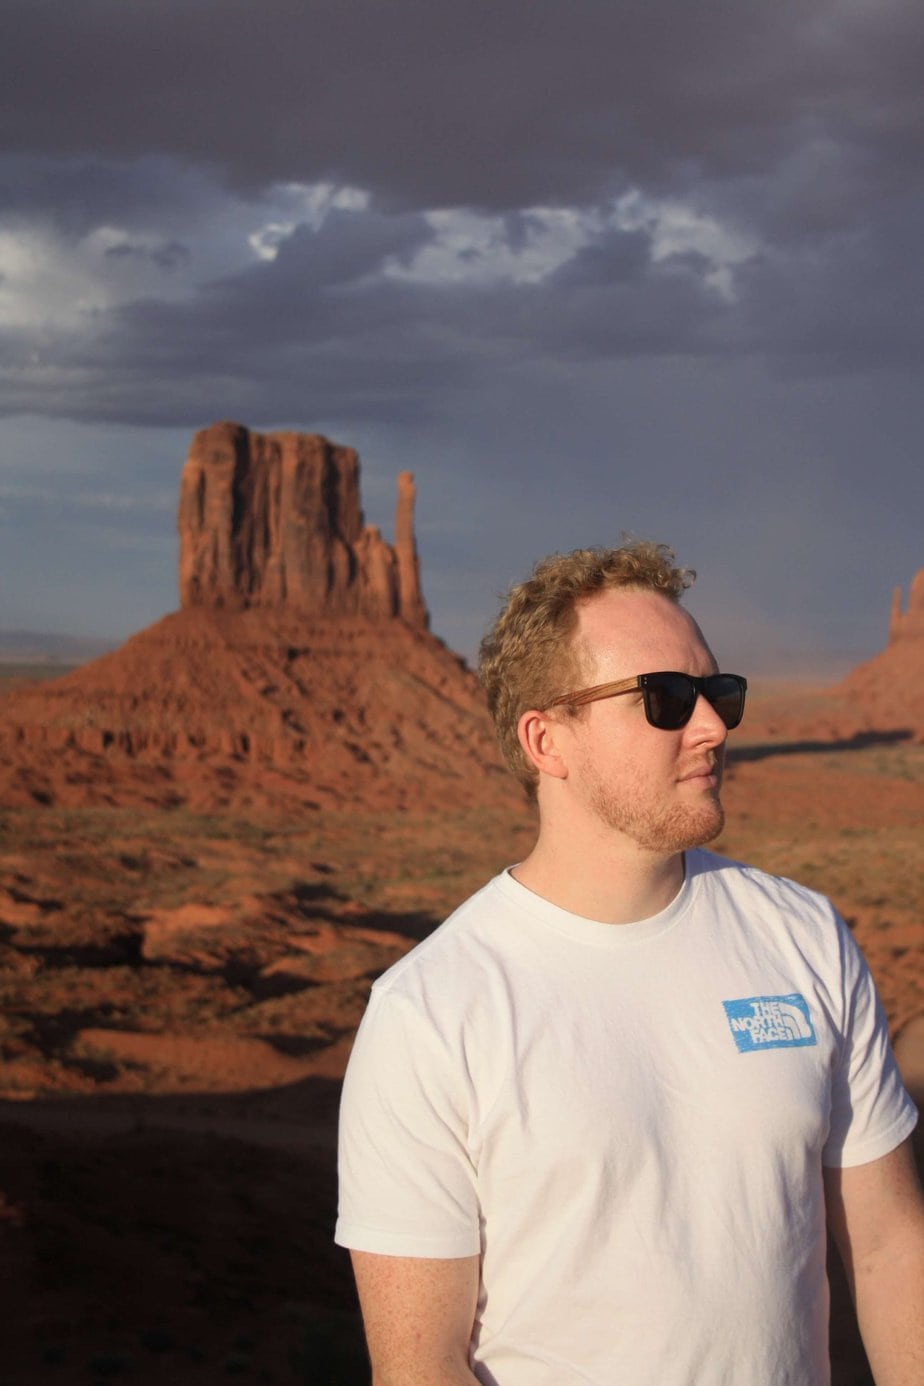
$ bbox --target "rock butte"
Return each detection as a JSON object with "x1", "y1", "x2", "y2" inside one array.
[
  {"x1": 178, "y1": 422, "x2": 427, "y2": 628},
  {"x1": 0, "y1": 423, "x2": 520, "y2": 814},
  {"x1": 837, "y1": 569, "x2": 924, "y2": 737},
  {"x1": 889, "y1": 569, "x2": 924, "y2": 645}
]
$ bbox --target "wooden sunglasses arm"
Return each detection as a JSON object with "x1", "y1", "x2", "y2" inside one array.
[{"x1": 543, "y1": 675, "x2": 641, "y2": 711}]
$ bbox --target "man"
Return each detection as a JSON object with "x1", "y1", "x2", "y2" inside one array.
[{"x1": 336, "y1": 542, "x2": 923, "y2": 1385}]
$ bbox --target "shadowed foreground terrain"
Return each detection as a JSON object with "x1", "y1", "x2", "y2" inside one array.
[{"x1": 0, "y1": 689, "x2": 922, "y2": 1384}]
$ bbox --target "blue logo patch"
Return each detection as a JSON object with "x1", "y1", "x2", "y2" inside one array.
[{"x1": 723, "y1": 993, "x2": 817, "y2": 1053}]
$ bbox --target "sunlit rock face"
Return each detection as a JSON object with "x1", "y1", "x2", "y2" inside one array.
[{"x1": 177, "y1": 421, "x2": 428, "y2": 628}]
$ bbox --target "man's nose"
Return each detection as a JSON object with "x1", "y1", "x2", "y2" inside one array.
[{"x1": 686, "y1": 693, "x2": 729, "y2": 745}]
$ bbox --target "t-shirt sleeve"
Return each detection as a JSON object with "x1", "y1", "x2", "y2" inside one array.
[
  {"x1": 822, "y1": 913, "x2": 918, "y2": 1168},
  {"x1": 335, "y1": 983, "x2": 482, "y2": 1257}
]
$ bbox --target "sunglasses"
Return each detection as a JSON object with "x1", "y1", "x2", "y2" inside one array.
[{"x1": 544, "y1": 671, "x2": 748, "y2": 731}]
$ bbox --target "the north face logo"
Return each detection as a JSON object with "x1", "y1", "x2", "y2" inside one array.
[{"x1": 722, "y1": 993, "x2": 817, "y2": 1053}]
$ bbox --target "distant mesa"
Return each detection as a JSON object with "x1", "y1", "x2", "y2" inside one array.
[
  {"x1": 179, "y1": 421, "x2": 428, "y2": 628},
  {"x1": 837, "y1": 568, "x2": 924, "y2": 738},
  {"x1": 0, "y1": 423, "x2": 518, "y2": 815},
  {"x1": 889, "y1": 569, "x2": 924, "y2": 645}
]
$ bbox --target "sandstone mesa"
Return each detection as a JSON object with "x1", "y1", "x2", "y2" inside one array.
[{"x1": 0, "y1": 423, "x2": 517, "y2": 813}]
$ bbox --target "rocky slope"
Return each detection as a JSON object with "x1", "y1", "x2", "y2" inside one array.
[{"x1": 0, "y1": 607, "x2": 514, "y2": 811}]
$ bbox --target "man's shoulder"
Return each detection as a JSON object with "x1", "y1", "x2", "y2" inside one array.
[
  {"x1": 370, "y1": 871, "x2": 518, "y2": 1001},
  {"x1": 689, "y1": 847, "x2": 839, "y2": 924}
]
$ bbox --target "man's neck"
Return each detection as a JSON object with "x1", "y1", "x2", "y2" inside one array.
[{"x1": 511, "y1": 827, "x2": 685, "y2": 926}]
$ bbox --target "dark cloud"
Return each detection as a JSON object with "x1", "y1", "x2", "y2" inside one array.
[
  {"x1": 2, "y1": 169, "x2": 923, "y2": 432},
  {"x1": 266, "y1": 207, "x2": 432, "y2": 287},
  {"x1": 103, "y1": 239, "x2": 191, "y2": 270},
  {"x1": 0, "y1": 153, "x2": 219, "y2": 236},
  {"x1": 2, "y1": 0, "x2": 921, "y2": 214},
  {"x1": 0, "y1": 209, "x2": 710, "y2": 427},
  {"x1": 735, "y1": 188, "x2": 924, "y2": 374},
  {"x1": 0, "y1": 0, "x2": 920, "y2": 430}
]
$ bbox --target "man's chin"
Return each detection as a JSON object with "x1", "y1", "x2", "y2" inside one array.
[
  {"x1": 588, "y1": 780, "x2": 725, "y2": 853},
  {"x1": 645, "y1": 800, "x2": 725, "y2": 854},
  {"x1": 688, "y1": 804, "x2": 725, "y2": 847}
]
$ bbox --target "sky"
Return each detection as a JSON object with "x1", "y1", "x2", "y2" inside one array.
[{"x1": 1, "y1": 0, "x2": 922, "y2": 677}]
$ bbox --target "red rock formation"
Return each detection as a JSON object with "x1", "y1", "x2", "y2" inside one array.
[
  {"x1": 177, "y1": 422, "x2": 427, "y2": 627},
  {"x1": 0, "y1": 607, "x2": 520, "y2": 813},
  {"x1": 0, "y1": 423, "x2": 520, "y2": 814},
  {"x1": 888, "y1": 569, "x2": 924, "y2": 644},
  {"x1": 839, "y1": 568, "x2": 924, "y2": 738},
  {"x1": 395, "y1": 471, "x2": 428, "y2": 629}
]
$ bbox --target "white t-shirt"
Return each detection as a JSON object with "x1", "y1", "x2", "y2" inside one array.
[{"x1": 335, "y1": 849, "x2": 917, "y2": 1386}]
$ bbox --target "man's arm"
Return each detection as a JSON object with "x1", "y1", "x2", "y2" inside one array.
[
  {"x1": 351, "y1": 1251, "x2": 481, "y2": 1385},
  {"x1": 824, "y1": 1135, "x2": 924, "y2": 1386}
]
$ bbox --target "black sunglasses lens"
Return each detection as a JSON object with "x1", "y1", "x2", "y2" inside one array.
[
  {"x1": 644, "y1": 674, "x2": 696, "y2": 729},
  {"x1": 643, "y1": 674, "x2": 746, "y2": 730},
  {"x1": 707, "y1": 676, "x2": 745, "y2": 730}
]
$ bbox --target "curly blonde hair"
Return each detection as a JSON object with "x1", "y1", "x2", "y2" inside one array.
[{"x1": 478, "y1": 542, "x2": 695, "y2": 796}]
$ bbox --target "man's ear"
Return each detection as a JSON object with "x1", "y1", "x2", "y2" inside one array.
[{"x1": 517, "y1": 709, "x2": 569, "y2": 782}]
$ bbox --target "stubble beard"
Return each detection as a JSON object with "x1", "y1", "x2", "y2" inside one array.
[{"x1": 586, "y1": 765, "x2": 726, "y2": 854}]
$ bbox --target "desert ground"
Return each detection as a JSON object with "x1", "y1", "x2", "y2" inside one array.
[{"x1": 1, "y1": 666, "x2": 921, "y2": 1386}]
